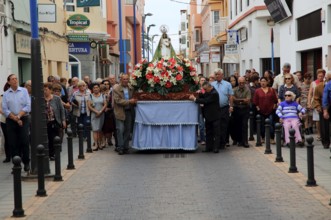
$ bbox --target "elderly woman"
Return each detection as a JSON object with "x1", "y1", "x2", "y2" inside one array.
[
  {"x1": 71, "y1": 80, "x2": 91, "y2": 139},
  {"x1": 44, "y1": 82, "x2": 66, "y2": 160},
  {"x1": 276, "y1": 91, "x2": 305, "y2": 147},
  {"x1": 299, "y1": 73, "x2": 312, "y2": 134},
  {"x1": 278, "y1": 73, "x2": 301, "y2": 103},
  {"x1": 88, "y1": 83, "x2": 107, "y2": 150}
]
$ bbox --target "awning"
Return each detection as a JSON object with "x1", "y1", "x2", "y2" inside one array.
[{"x1": 222, "y1": 54, "x2": 239, "y2": 64}]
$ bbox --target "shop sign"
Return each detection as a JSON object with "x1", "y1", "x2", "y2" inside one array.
[
  {"x1": 211, "y1": 53, "x2": 220, "y2": 63},
  {"x1": 77, "y1": 0, "x2": 100, "y2": 7},
  {"x1": 14, "y1": 33, "x2": 31, "y2": 54},
  {"x1": 200, "y1": 53, "x2": 209, "y2": 63},
  {"x1": 68, "y1": 42, "x2": 90, "y2": 54},
  {"x1": 38, "y1": 4, "x2": 56, "y2": 23},
  {"x1": 225, "y1": 44, "x2": 238, "y2": 55},
  {"x1": 67, "y1": 14, "x2": 90, "y2": 31},
  {"x1": 67, "y1": 34, "x2": 89, "y2": 42}
]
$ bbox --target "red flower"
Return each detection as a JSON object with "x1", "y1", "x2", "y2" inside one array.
[
  {"x1": 165, "y1": 81, "x2": 172, "y2": 88},
  {"x1": 177, "y1": 66, "x2": 183, "y2": 72},
  {"x1": 176, "y1": 74, "x2": 183, "y2": 81},
  {"x1": 148, "y1": 63, "x2": 154, "y2": 68},
  {"x1": 153, "y1": 76, "x2": 160, "y2": 83},
  {"x1": 189, "y1": 66, "x2": 195, "y2": 71},
  {"x1": 156, "y1": 62, "x2": 163, "y2": 69},
  {"x1": 161, "y1": 71, "x2": 169, "y2": 77},
  {"x1": 146, "y1": 73, "x2": 153, "y2": 80}
]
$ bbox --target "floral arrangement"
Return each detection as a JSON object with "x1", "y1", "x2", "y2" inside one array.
[{"x1": 130, "y1": 57, "x2": 200, "y2": 96}]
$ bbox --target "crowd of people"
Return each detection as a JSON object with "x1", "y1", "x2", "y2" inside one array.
[
  {"x1": 1, "y1": 62, "x2": 331, "y2": 169},
  {"x1": 191, "y1": 63, "x2": 331, "y2": 153}
]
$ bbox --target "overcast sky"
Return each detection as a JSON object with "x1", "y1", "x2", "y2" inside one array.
[{"x1": 144, "y1": 0, "x2": 190, "y2": 55}]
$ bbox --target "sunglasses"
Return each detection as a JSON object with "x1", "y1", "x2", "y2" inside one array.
[
  {"x1": 285, "y1": 94, "x2": 292, "y2": 97},
  {"x1": 285, "y1": 78, "x2": 291, "y2": 80}
]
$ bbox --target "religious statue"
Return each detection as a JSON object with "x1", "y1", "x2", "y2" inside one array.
[{"x1": 152, "y1": 25, "x2": 177, "y2": 61}]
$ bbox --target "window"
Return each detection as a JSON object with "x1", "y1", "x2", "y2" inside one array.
[
  {"x1": 247, "y1": 0, "x2": 249, "y2": 6},
  {"x1": 212, "y1": 11, "x2": 220, "y2": 24},
  {"x1": 261, "y1": 58, "x2": 280, "y2": 76},
  {"x1": 187, "y1": 41, "x2": 189, "y2": 48},
  {"x1": 212, "y1": 11, "x2": 220, "y2": 36},
  {"x1": 297, "y1": 9, "x2": 322, "y2": 41},
  {"x1": 195, "y1": 29, "x2": 200, "y2": 43},
  {"x1": 64, "y1": 0, "x2": 75, "y2": 11},
  {"x1": 181, "y1": 36, "x2": 186, "y2": 44},
  {"x1": 181, "y1": 22, "x2": 185, "y2": 31},
  {"x1": 83, "y1": 7, "x2": 90, "y2": 13}
]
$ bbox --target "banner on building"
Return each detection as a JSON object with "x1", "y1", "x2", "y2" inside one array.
[
  {"x1": 69, "y1": 42, "x2": 90, "y2": 54},
  {"x1": 223, "y1": 44, "x2": 239, "y2": 63},
  {"x1": 227, "y1": 30, "x2": 239, "y2": 44},
  {"x1": 67, "y1": 34, "x2": 90, "y2": 42},
  {"x1": 77, "y1": 0, "x2": 100, "y2": 7}
]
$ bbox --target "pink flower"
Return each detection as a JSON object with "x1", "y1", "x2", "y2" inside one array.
[{"x1": 177, "y1": 66, "x2": 183, "y2": 72}]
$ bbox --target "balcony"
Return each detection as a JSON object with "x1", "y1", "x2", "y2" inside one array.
[{"x1": 212, "y1": 17, "x2": 228, "y2": 37}]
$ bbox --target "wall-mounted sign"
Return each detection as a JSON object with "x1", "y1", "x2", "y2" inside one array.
[
  {"x1": 211, "y1": 53, "x2": 220, "y2": 63},
  {"x1": 210, "y1": 47, "x2": 220, "y2": 52},
  {"x1": 67, "y1": 34, "x2": 89, "y2": 42},
  {"x1": 227, "y1": 30, "x2": 239, "y2": 44},
  {"x1": 77, "y1": 0, "x2": 100, "y2": 7},
  {"x1": 239, "y1": 27, "x2": 247, "y2": 42},
  {"x1": 67, "y1": 14, "x2": 90, "y2": 31},
  {"x1": 38, "y1": 4, "x2": 56, "y2": 23},
  {"x1": 200, "y1": 53, "x2": 209, "y2": 63},
  {"x1": 68, "y1": 42, "x2": 90, "y2": 54},
  {"x1": 225, "y1": 44, "x2": 238, "y2": 55},
  {"x1": 14, "y1": 33, "x2": 31, "y2": 54}
]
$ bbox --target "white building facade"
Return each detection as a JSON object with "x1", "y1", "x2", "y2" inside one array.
[{"x1": 228, "y1": 0, "x2": 281, "y2": 76}]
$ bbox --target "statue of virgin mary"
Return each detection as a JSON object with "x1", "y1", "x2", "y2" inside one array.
[{"x1": 152, "y1": 25, "x2": 177, "y2": 61}]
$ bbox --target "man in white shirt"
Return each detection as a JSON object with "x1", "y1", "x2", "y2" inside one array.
[{"x1": 272, "y1": 63, "x2": 299, "y2": 92}]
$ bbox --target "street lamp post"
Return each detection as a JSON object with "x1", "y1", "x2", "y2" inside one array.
[
  {"x1": 151, "y1": 34, "x2": 158, "y2": 60},
  {"x1": 30, "y1": 0, "x2": 49, "y2": 174},
  {"x1": 147, "y1": 24, "x2": 156, "y2": 61},
  {"x1": 133, "y1": 0, "x2": 137, "y2": 64},
  {"x1": 142, "y1": 13, "x2": 152, "y2": 59}
]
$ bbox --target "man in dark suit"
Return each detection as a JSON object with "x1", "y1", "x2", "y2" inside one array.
[{"x1": 189, "y1": 82, "x2": 221, "y2": 153}]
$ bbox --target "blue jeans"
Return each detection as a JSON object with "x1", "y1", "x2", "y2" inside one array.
[{"x1": 116, "y1": 110, "x2": 132, "y2": 150}]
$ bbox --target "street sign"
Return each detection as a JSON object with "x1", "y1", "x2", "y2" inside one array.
[
  {"x1": 67, "y1": 14, "x2": 90, "y2": 31},
  {"x1": 67, "y1": 34, "x2": 90, "y2": 42},
  {"x1": 77, "y1": 0, "x2": 100, "y2": 7}
]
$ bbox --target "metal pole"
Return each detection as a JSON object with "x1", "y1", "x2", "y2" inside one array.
[
  {"x1": 142, "y1": 16, "x2": 145, "y2": 58},
  {"x1": 66, "y1": 130, "x2": 75, "y2": 170},
  {"x1": 86, "y1": 120, "x2": 92, "y2": 153},
  {"x1": 30, "y1": 0, "x2": 49, "y2": 175},
  {"x1": 306, "y1": 136, "x2": 317, "y2": 186},
  {"x1": 255, "y1": 114, "x2": 262, "y2": 146},
  {"x1": 36, "y1": 145, "x2": 47, "y2": 197},
  {"x1": 118, "y1": 0, "x2": 126, "y2": 73},
  {"x1": 264, "y1": 118, "x2": 272, "y2": 154},
  {"x1": 53, "y1": 136, "x2": 63, "y2": 181},
  {"x1": 288, "y1": 129, "x2": 298, "y2": 173},
  {"x1": 271, "y1": 28, "x2": 274, "y2": 73},
  {"x1": 78, "y1": 124, "x2": 85, "y2": 159},
  {"x1": 133, "y1": 0, "x2": 137, "y2": 64},
  {"x1": 12, "y1": 156, "x2": 25, "y2": 217},
  {"x1": 274, "y1": 123, "x2": 284, "y2": 162},
  {"x1": 249, "y1": 111, "x2": 254, "y2": 141}
]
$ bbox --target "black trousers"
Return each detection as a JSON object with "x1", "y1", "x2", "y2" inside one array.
[
  {"x1": 233, "y1": 107, "x2": 249, "y2": 144},
  {"x1": 219, "y1": 106, "x2": 230, "y2": 148},
  {"x1": 6, "y1": 117, "x2": 30, "y2": 165},
  {"x1": 319, "y1": 112, "x2": 330, "y2": 147},
  {"x1": 205, "y1": 119, "x2": 221, "y2": 151},
  {"x1": 47, "y1": 121, "x2": 61, "y2": 157}
]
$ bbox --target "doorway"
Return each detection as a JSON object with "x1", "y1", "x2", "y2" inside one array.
[{"x1": 69, "y1": 54, "x2": 81, "y2": 79}]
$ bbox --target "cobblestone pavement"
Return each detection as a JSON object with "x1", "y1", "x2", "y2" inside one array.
[{"x1": 1, "y1": 136, "x2": 330, "y2": 220}]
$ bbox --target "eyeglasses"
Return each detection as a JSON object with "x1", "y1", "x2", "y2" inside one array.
[
  {"x1": 285, "y1": 78, "x2": 291, "y2": 80},
  {"x1": 285, "y1": 94, "x2": 292, "y2": 97}
]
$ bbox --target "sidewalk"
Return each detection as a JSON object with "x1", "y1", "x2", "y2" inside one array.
[{"x1": 1, "y1": 133, "x2": 331, "y2": 219}]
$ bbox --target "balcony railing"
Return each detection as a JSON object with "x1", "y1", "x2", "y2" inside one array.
[{"x1": 212, "y1": 17, "x2": 228, "y2": 36}]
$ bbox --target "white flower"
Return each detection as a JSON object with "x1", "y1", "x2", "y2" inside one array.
[
  {"x1": 170, "y1": 76, "x2": 177, "y2": 85},
  {"x1": 129, "y1": 78, "x2": 137, "y2": 86},
  {"x1": 134, "y1": 70, "x2": 142, "y2": 78}
]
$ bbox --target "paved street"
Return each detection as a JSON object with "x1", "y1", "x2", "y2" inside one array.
[{"x1": 1, "y1": 133, "x2": 331, "y2": 220}]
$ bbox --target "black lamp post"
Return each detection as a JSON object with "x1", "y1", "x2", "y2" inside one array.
[
  {"x1": 142, "y1": 13, "x2": 152, "y2": 59},
  {"x1": 147, "y1": 24, "x2": 156, "y2": 61},
  {"x1": 29, "y1": 0, "x2": 49, "y2": 174}
]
